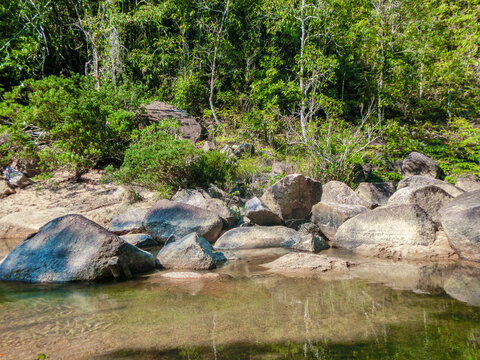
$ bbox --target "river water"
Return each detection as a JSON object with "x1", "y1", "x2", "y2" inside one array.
[{"x1": 1, "y1": 248, "x2": 480, "y2": 359}]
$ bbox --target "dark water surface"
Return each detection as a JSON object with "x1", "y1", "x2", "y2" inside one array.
[{"x1": 1, "y1": 249, "x2": 480, "y2": 359}]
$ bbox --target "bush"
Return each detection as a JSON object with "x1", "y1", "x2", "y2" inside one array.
[
  {"x1": 110, "y1": 121, "x2": 237, "y2": 196},
  {"x1": 0, "y1": 75, "x2": 148, "y2": 176}
]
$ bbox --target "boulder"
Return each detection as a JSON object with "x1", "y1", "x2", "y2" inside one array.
[
  {"x1": 291, "y1": 234, "x2": 329, "y2": 253},
  {"x1": 312, "y1": 202, "x2": 368, "y2": 241},
  {"x1": 172, "y1": 189, "x2": 235, "y2": 227},
  {"x1": 4, "y1": 166, "x2": 33, "y2": 188},
  {"x1": 297, "y1": 222, "x2": 324, "y2": 237},
  {"x1": 144, "y1": 200, "x2": 223, "y2": 243},
  {"x1": 204, "y1": 198, "x2": 236, "y2": 228},
  {"x1": 398, "y1": 175, "x2": 464, "y2": 197},
  {"x1": 0, "y1": 181, "x2": 15, "y2": 198},
  {"x1": 321, "y1": 181, "x2": 368, "y2": 207},
  {"x1": 439, "y1": 190, "x2": 480, "y2": 261},
  {"x1": 261, "y1": 253, "x2": 351, "y2": 272},
  {"x1": 157, "y1": 233, "x2": 224, "y2": 270},
  {"x1": 139, "y1": 101, "x2": 202, "y2": 143},
  {"x1": 271, "y1": 161, "x2": 297, "y2": 175},
  {"x1": 214, "y1": 226, "x2": 302, "y2": 250},
  {"x1": 455, "y1": 176, "x2": 480, "y2": 192},
  {"x1": 260, "y1": 174, "x2": 322, "y2": 227},
  {"x1": 245, "y1": 197, "x2": 282, "y2": 225},
  {"x1": 402, "y1": 151, "x2": 440, "y2": 178},
  {"x1": 108, "y1": 207, "x2": 148, "y2": 235},
  {"x1": 387, "y1": 185, "x2": 453, "y2": 226},
  {"x1": 120, "y1": 233, "x2": 160, "y2": 249},
  {"x1": 172, "y1": 188, "x2": 209, "y2": 208},
  {"x1": 0, "y1": 215, "x2": 156, "y2": 283},
  {"x1": 355, "y1": 182, "x2": 396, "y2": 208},
  {"x1": 334, "y1": 204, "x2": 437, "y2": 250}
]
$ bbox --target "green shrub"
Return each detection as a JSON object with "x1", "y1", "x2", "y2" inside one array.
[
  {"x1": 110, "y1": 121, "x2": 237, "y2": 196},
  {"x1": 0, "y1": 75, "x2": 148, "y2": 176}
]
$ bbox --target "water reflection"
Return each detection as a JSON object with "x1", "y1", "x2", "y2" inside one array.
[{"x1": 0, "y1": 254, "x2": 480, "y2": 359}]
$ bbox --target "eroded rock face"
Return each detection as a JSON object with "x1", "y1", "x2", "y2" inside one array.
[
  {"x1": 334, "y1": 204, "x2": 437, "y2": 250},
  {"x1": 261, "y1": 253, "x2": 351, "y2": 272},
  {"x1": 387, "y1": 185, "x2": 453, "y2": 226},
  {"x1": 439, "y1": 190, "x2": 480, "y2": 261},
  {"x1": 402, "y1": 152, "x2": 440, "y2": 179},
  {"x1": 312, "y1": 202, "x2": 368, "y2": 241},
  {"x1": 109, "y1": 207, "x2": 148, "y2": 235},
  {"x1": 355, "y1": 182, "x2": 396, "y2": 208},
  {"x1": 144, "y1": 200, "x2": 223, "y2": 243},
  {"x1": 0, "y1": 215, "x2": 156, "y2": 283},
  {"x1": 321, "y1": 181, "x2": 368, "y2": 207},
  {"x1": 157, "y1": 233, "x2": 224, "y2": 270},
  {"x1": 213, "y1": 226, "x2": 302, "y2": 250},
  {"x1": 398, "y1": 175, "x2": 464, "y2": 197},
  {"x1": 139, "y1": 101, "x2": 202, "y2": 143},
  {"x1": 260, "y1": 174, "x2": 322, "y2": 227},
  {"x1": 245, "y1": 197, "x2": 282, "y2": 226}
]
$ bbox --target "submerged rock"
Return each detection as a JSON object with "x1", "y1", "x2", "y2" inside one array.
[
  {"x1": 144, "y1": 200, "x2": 223, "y2": 243},
  {"x1": 0, "y1": 215, "x2": 156, "y2": 283},
  {"x1": 157, "y1": 233, "x2": 224, "y2": 270},
  {"x1": 439, "y1": 190, "x2": 480, "y2": 261},
  {"x1": 261, "y1": 253, "x2": 351, "y2": 272},
  {"x1": 214, "y1": 226, "x2": 302, "y2": 250},
  {"x1": 260, "y1": 174, "x2": 322, "y2": 227},
  {"x1": 312, "y1": 202, "x2": 368, "y2": 241}
]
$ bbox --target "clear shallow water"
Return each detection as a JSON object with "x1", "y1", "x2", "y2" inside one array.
[{"x1": 1, "y1": 250, "x2": 480, "y2": 359}]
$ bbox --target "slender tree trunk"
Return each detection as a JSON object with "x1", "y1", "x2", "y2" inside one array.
[{"x1": 299, "y1": 0, "x2": 307, "y2": 141}]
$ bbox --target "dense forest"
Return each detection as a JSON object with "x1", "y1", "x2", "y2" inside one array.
[{"x1": 1, "y1": 0, "x2": 479, "y2": 194}]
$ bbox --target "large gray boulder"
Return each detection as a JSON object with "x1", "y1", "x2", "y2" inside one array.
[
  {"x1": 260, "y1": 174, "x2": 322, "y2": 227},
  {"x1": 402, "y1": 152, "x2": 440, "y2": 178},
  {"x1": 245, "y1": 197, "x2": 282, "y2": 225},
  {"x1": 144, "y1": 200, "x2": 223, "y2": 243},
  {"x1": 172, "y1": 189, "x2": 235, "y2": 227},
  {"x1": 321, "y1": 181, "x2": 368, "y2": 207},
  {"x1": 439, "y1": 190, "x2": 480, "y2": 261},
  {"x1": 398, "y1": 175, "x2": 464, "y2": 197},
  {"x1": 109, "y1": 207, "x2": 148, "y2": 235},
  {"x1": 312, "y1": 202, "x2": 368, "y2": 241},
  {"x1": 157, "y1": 233, "x2": 224, "y2": 270},
  {"x1": 0, "y1": 215, "x2": 156, "y2": 283},
  {"x1": 334, "y1": 204, "x2": 437, "y2": 250},
  {"x1": 355, "y1": 182, "x2": 396, "y2": 208},
  {"x1": 387, "y1": 185, "x2": 453, "y2": 226},
  {"x1": 214, "y1": 226, "x2": 302, "y2": 250}
]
